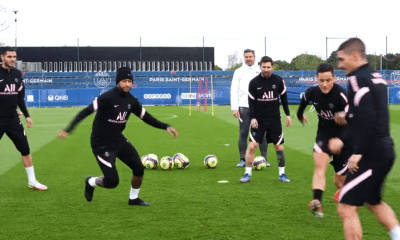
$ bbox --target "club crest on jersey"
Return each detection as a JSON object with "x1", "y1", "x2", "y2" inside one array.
[
  {"x1": 105, "y1": 152, "x2": 109, "y2": 157},
  {"x1": 272, "y1": 85, "x2": 276, "y2": 89},
  {"x1": 329, "y1": 103, "x2": 334, "y2": 109},
  {"x1": 15, "y1": 78, "x2": 18, "y2": 82},
  {"x1": 128, "y1": 104, "x2": 131, "y2": 109}
]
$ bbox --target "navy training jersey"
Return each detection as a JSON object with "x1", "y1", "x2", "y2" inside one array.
[
  {"x1": 248, "y1": 73, "x2": 290, "y2": 120},
  {"x1": 297, "y1": 84, "x2": 348, "y2": 135},
  {"x1": 65, "y1": 87, "x2": 169, "y2": 145},
  {"x1": 0, "y1": 67, "x2": 30, "y2": 124},
  {"x1": 344, "y1": 64, "x2": 393, "y2": 157}
]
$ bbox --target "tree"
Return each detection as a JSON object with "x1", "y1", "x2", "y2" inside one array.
[
  {"x1": 383, "y1": 53, "x2": 400, "y2": 70},
  {"x1": 291, "y1": 54, "x2": 324, "y2": 70},
  {"x1": 227, "y1": 51, "x2": 242, "y2": 70},
  {"x1": 214, "y1": 65, "x2": 222, "y2": 70},
  {"x1": 367, "y1": 54, "x2": 381, "y2": 70},
  {"x1": 226, "y1": 63, "x2": 242, "y2": 71},
  {"x1": 274, "y1": 60, "x2": 292, "y2": 70},
  {"x1": 327, "y1": 51, "x2": 338, "y2": 69}
]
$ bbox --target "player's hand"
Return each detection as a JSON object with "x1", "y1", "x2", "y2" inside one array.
[
  {"x1": 334, "y1": 111, "x2": 347, "y2": 125},
  {"x1": 167, "y1": 127, "x2": 178, "y2": 139},
  {"x1": 301, "y1": 115, "x2": 308, "y2": 125},
  {"x1": 57, "y1": 129, "x2": 69, "y2": 140},
  {"x1": 286, "y1": 116, "x2": 292, "y2": 127},
  {"x1": 233, "y1": 110, "x2": 240, "y2": 118},
  {"x1": 251, "y1": 118, "x2": 258, "y2": 129},
  {"x1": 26, "y1": 117, "x2": 33, "y2": 128},
  {"x1": 348, "y1": 154, "x2": 362, "y2": 174},
  {"x1": 329, "y1": 138, "x2": 343, "y2": 155}
]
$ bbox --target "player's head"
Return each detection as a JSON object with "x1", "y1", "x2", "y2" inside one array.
[
  {"x1": 260, "y1": 56, "x2": 273, "y2": 78},
  {"x1": 337, "y1": 38, "x2": 368, "y2": 75},
  {"x1": 1, "y1": 47, "x2": 17, "y2": 70},
  {"x1": 317, "y1": 63, "x2": 335, "y2": 94},
  {"x1": 244, "y1": 49, "x2": 255, "y2": 67},
  {"x1": 116, "y1": 67, "x2": 133, "y2": 93}
]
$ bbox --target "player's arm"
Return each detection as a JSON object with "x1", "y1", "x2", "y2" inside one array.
[
  {"x1": 279, "y1": 79, "x2": 291, "y2": 127},
  {"x1": 296, "y1": 89, "x2": 311, "y2": 125},
  {"x1": 131, "y1": 100, "x2": 178, "y2": 139},
  {"x1": 17, "y1": 82, "x2": 32, "y2": 127},
  {"x1": 58, "y1": 98, "x2": 102, "y2": 139},
  {"x1": 248, "y1": 80, "x2": 258, "y2": 128},
  {"x1": 230, "y1": 71, "x2": 240, "y2": 117},
  {"x1": 351, "y1": 89, "x2": 375, "y2": 156}
]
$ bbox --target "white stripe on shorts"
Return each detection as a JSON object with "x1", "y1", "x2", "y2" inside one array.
[
  {"x1": 339, "y1": 169, "x2": 372, "y2": 201},
  {"x1": 97, "y1": 155, "x2": 112, "y2": 168},
  {"x1": 337, "y1": 162, "x2": 349, "y2": 176},
  {"x1": 276, "y1": 133, "x2": 283, "y2": 145}
]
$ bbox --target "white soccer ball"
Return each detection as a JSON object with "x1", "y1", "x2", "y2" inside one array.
[
  {"x1": 252, "y1": 156, "x2": 267, "y2": 170},
  {"x1": 159, "y1": 156, "x2": 174, "y2": 170},
  {"x1": 141, "y1": 154, "x2": 158, "y2": 169},
  {"x1": 204, "y1": 155, "x2": 218, "y2": 169},
  {"x1": 173, "y1": 153, "x2": 189, "y2": 169}
]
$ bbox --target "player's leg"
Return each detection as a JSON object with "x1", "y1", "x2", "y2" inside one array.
[
  {"x1": 241, "y1": 123, "x2": 265, "y2": 183},
  {"x1": 337, "y1": 203, "x2": 362, "y2": 240},
  {"x1": 236, "y1": 107, "x2": 250, "y2": 167},
  {"x1": 268, "y1": 120, "x2": 289, "y2": 182},
  {"x1": 5, "y1": 122, "x2": 47, "y2": 190},
  {"x1": 85, "y1": 146, "x2": 119, "y2": 202},
  {"x1": 331, "y1": 146, "x2": 350, "y2": 202},
  {"x1": 118, "y1": 139, "x2": 149, "y2": 206},
  {"x1": 365, "y1": 202, "x2": 400, "y2": 239},
  {"x1": 259, "y1": 137, "x2": 270, "y2": 167},
  {"x1": 308, "y1": 150, "x2": 330, "y2": 217}
]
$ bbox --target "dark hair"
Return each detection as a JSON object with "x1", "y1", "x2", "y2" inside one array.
[
  {"x1": 317, "y1": 63, "x2": 334, "y2": 75},
  {"x1": 260, "y1": 56, "x2": 273, "y2": 66},
  {"x1": 338, "y1": 38, "x2": 366, "y2": 58},
  {"x1": 244, "y1": 49, "x2": 255, "y2": 56},
  {"x1": 1, "y1": 47, "x2": 16, "y2": 55}
]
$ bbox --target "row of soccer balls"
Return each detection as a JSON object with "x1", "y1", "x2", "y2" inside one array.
[{"x1": 141, "y1": 153, "x2": 268, "y2": 170}]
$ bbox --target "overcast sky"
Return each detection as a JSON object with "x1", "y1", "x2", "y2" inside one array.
[{"x1": 1, "y1": 0, "x2": 399, "y2": 69}]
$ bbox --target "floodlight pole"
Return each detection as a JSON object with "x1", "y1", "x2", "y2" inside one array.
[
  {"x1": 325, "y1": 37, "x2": 354, "y2": 60},
  {"x1": 13, "y1": 10, "x2": 18, "y2": 51}
]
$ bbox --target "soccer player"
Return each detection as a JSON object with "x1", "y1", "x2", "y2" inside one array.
[
  {"x1": 240, "y1": 56, "x2": 291, "y2": 183},
  {"x1": 297, "y1": 63, "x2": 349, "y2": 218},
  {"x1": 57, "y1": 67, "x2": 178, "y2": 206},
  {"x1": 230, "y1": 49, "x2": 269, "y2": 167},
  {"x1": 0, "y1": 47, "x2": 47, "y2": 191},
  {"x1": 329, "y1": 38, "x2": 400, "y2": 240}
]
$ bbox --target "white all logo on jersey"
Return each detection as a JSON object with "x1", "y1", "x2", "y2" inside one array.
[
  {"x1": 319, "y1": 110, "x2": 334, "y2": 119},
  {"x1": 262, "y1": 91, "x2": 274, "y2": 99},
  {"x1": 4, "y1": 84, "x2": 16, "y2": 92},
  {"x1": 116, "y1": 111, "x2": 127, "y2": 121}
]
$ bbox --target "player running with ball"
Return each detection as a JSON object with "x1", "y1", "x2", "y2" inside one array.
[
  {"x1": 297, "y1": 63, "x2": 350, "y2": 218},
  {"x1": 58, "y1": 67, "x2": 178, "y2": 206}
]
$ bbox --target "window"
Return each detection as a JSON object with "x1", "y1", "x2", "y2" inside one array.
[
  {"x1": 49, "y1": 62, "x2": 53, "y2": 72},
  {"x1": 69, "y1": 62, "x2": 73, "y2": 72},
  {"x1": 209, "y1": 61, "x2": 212, "y2": 71},
  {"x1": 199, "y1": 61, "x2": 202, "y2": 71},
  {"x1": 142, "y1": 62, "x2": 146, "y2": 71},
  {"x1": 138, "y1": 62, "x2": 141, "y2": 71},
  {"x1": 180, "y1": 62, "x2": 184, "y2": 71},
  {"x1": 98, "y1": 62, "x2": 102, "y2": 71},
  {"x1": 185, "y1": 62, "x2": 188, "y2": 71},
  {"x1": 113, "y1": 62, "x2": 117, "y2": 71},
  {"x1": 118, "y1": 61, "x2": 122, "y2": 69},
  {"x1": 132, "y1": 62, "x2": 136, "y2": 71},
  {"x1": 89, "y1": 62, "x2": 92, "y2": 72},
  {"x1": 108, "y1": 62, "x2": 112, "y2": 71},
  {"x1": 84, "y1": 62, "x2": 87, "y2": 72},
  {"x1": 127, "y1": 62, "x2": 131, "y2": 69},
  {"x1": 192, "y1": 62, "x2": 195, "y2": 71},
  {"x1": 59, "y1": 62, "x2": 63, "y2": 72},
  {"x1": 54, "y1": 62, "x2": 58, "y2": 72},
  {"x1": 74, "y1": 62, "x2": 78, "y2": 72},
  {"x1": 93, "y1": 62, "x2": 97, "y2": 72},
  {"x1": 147, "y1": 62, "x2": 151, "y2": 71},
  {"x1": 123, "y1": 62, "x2": 127, "y2": 67},
  {"x1": 156, "y1": 62, "x2": 159, "y2": 71},
  {"x1": 64, "y1": 62, "x2": 68, "y2": 72},
  {"x1": 103, "y1": 62, "x2": 107, "y2": 71}
]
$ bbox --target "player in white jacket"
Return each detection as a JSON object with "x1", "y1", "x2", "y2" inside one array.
[{"x1": 230, "y1": 49, "x2": 269, "y2": 167}]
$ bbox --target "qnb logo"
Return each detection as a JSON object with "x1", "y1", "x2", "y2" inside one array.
[
  {"x1": 116, "y1": 111, "x2": 127, "y2": 121},
  {"x1": 143, "y1": 94, "x2": 171, "y2": 99},
  {"x1": 48, "y1": 95, "x2": 69, "y2": 101}
]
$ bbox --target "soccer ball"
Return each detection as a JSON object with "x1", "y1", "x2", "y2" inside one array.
[
  {"x1": 252, "y1": 156, "x2": 267, "y2": 170},
  {"x1": 159, "y1": 156, "x2": 174, "y2": 170},
  {"x1": 204, "y1": 155, "x2": 218, "y2": 169},
  {"x1": 142, "y1": 154, "x2": 158, "y2": 169},
  {"x1": 173, "y1": 153, "x2": 189, "y2": 169}
]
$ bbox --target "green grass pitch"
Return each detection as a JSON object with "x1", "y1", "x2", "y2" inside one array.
[{"x1": 1, "y1": 105, "x2": 400, "y2": 240}]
